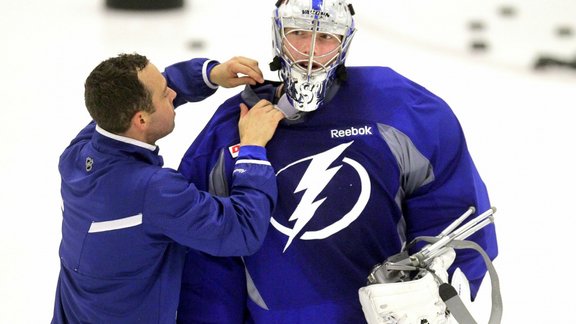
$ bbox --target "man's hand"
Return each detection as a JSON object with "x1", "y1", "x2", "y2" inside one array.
[
  {"x1": 210, "y1": 56, "x2": 264, "y2": 88},
  {"x1": 238, "y1": 100, "x2": 284, "y2": 147}
]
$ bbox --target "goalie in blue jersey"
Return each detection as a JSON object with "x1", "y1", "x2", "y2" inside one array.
[{"x1": 176, "y1": 0, "x2": 499, "y2": 323}]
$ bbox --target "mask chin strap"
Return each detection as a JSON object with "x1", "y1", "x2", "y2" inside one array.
[{"x1": 336, "y1": 64, "x2": 347, "y2": 81}]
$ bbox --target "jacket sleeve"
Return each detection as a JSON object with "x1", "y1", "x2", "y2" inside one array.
[
  {"x1": 163, "y1": 58, "x2": 219, "y2": 107},
  {"x1": 143, "y1": 145, "x2": 277, "y2": 256},
  {"x1": 176, "y1": 98, "x2": 249, "y2": 323}
]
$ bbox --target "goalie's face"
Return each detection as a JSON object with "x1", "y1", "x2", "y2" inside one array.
[
  {"x1": 282, "y1": 28, "x2": 343, "y2": 74},
  {"x1": 271, "y1": 0, "x2": 356, "y2": 112}
]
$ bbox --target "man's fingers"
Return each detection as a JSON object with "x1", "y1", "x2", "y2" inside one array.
[
  {"x1": 273, "y1": 108, "x2": 285, "y2": 121},
  {"x1": 268, "y1": 106, "x2": 285, "y2": 122},
  {"x1": 239, "y1": 103, "x2": 249, "y2": 117},
  {"x1": 255, "y1": 104, "x2": 285, "y2": 122},
  {"x1": 227, "y1": 76, "x2": 257, "y2": 87},
  {"x1": 233, "y1": 56, "x2": 263, "y2": 78},
  {"x1": 211, "y1": 56, "x2": 265, "y2": 88},
  {"x1": 229, "y1": 58, "x2": 264, "y2": 84},
  {"x1": 244, "y1": 100, "x2": 284, "y2": 121},
  {"x1": 251, "y1": 99, "x2": 272, "y2": 109}
]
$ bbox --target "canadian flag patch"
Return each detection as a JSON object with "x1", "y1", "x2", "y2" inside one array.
[{"x1": 228, "y1": 144, "x2": 241, "y2": 158}]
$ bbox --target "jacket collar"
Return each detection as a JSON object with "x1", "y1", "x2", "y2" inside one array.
[{"x1": 93, "y1": 125, "x2": 163, "y2": 166}]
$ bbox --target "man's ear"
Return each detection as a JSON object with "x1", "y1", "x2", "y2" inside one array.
[
  {"x1": 131, "y1": 111, "x2": 148, "y2": 131},
  {"x1": 120, "y1": 110, "x2": 149, "y2": 142}
]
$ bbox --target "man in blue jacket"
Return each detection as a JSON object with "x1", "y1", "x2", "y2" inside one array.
[
  {"x1": 51, "y1": 53, "x2": 284, "y2": 323},
  {"x1": 175, "y1": 0, "x2": 499, "y2": 323}
]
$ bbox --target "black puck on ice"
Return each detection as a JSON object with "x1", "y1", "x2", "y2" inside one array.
[
  {"x1": 556, "y1": 26, "x2": 573, "y2": 38},
  {"x1": 470, "y1": 40, "x2": 489, "y2": 52},
  {"x1": 187, "y1": 39, "x2": 206, "y2": 50},
  {"x1": 106, "y1": 0, "x2": 184, "y2": 10},
  {"x1": 498, "y1": 5, "x2": 517, "y2": 18},
  {"x1": 468, "y1": 20, "x2": 486, "y2": 32}
]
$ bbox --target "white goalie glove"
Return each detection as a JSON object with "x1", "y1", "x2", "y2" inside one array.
[
  {"x1": 358, "y1": 207, "x2": 502, "y2": 324},
  {"x1": 358, "y1": 248, "x2": 457, "y2": 324}
]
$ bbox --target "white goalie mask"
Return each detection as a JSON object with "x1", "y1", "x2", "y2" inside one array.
[{"x1": 272, "y1": 0, "x2": 356, "y2": 112}]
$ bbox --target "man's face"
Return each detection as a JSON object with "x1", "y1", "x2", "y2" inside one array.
[
  {"x1": 283, "y1": 28, "x2": 342, "y2": 71},
  {"x1": 137, "y1": 63, "x2": 177, "y2": 143}
]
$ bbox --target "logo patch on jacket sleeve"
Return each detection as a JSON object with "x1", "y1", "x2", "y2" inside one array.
[{"x1": 228, "y1": 144, "x2": 240, "y2": 158}]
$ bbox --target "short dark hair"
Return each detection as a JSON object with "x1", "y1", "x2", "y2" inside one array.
[{"x1": 84, "y1": 53, "x2": 154, "y2": 133}]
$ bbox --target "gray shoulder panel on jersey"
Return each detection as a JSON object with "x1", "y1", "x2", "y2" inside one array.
[
  {"x1": 377, "y1": 123, "x2": 435, "y2": 244},
  {"x1": 377, "y1": 123, "x2": 435, "y2": 195},
  {"x1": 208, "y1": 149, "x2": 230, "y2": 196}
]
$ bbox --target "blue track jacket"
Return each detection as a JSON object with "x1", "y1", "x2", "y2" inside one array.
[{"x1": 51, "y1": 58, "x2": 278, "y2": 323}]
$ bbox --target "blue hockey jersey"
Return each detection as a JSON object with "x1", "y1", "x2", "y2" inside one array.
[
  {"x1": 52, "y1": 58, "x2": 278, "y2": 323},
  {"x1": 177, "y1": 66, "x2": 499, "y2": 323}
]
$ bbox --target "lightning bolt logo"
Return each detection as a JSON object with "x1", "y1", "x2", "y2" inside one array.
[
  {"x1": 272, "y1": 141, "x2": 370, "y2": 252},
  {"x1": 283, "y1": 142, "x2": 352, "y2": 251}
]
